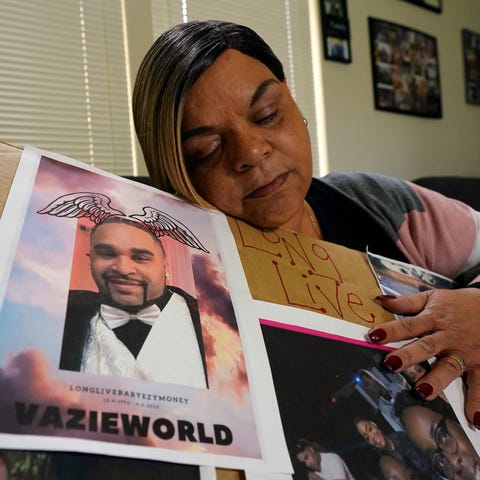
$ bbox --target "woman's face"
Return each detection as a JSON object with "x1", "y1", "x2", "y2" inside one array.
[
  {"x1": 356, "y1": 420, "x2": 388, "y2": 449},
  {"x1": 404, "y1": 364, "x2": 427, "y2": 383},
  {"x1": 296, "y1": 445, "x2": 320, "y2": 471},
  {"x1": 182, "y1": 49, "x2": 313, "y2": 230},
  {"x1": 403, "y1": 406, "x2": 480, "y2": 480}
]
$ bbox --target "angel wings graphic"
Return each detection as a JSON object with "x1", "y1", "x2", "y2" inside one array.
[{"x1": 37, "y1": 192, "x2": 209, "y2": 253}]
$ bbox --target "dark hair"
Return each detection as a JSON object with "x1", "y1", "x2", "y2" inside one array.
[
  {"x1": 90, "y1": 217, "x2": 165, "y2": 255},
  {"x1": 132, "y1": 20, "x2": 285, "y2": 203},
  {"x1": 353, "y1": 416, "x2": 370, "y2": 427},
  {"x1": 294, "y1": 438, "x2": 324, "y2": 455},
  {"x1": 155, "y1": 20, "x2": 285, "y2": 85}
]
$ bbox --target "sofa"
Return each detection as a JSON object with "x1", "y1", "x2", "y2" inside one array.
[{"x1": 411, "y1": 176, "x2": 480, "y2": 210}]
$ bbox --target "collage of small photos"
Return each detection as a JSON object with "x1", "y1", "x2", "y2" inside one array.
[
  {"x1": 321, "y1": 0, "x2": 479, "y2": 118},
  {"x1": 369, "y1": 17, "x2": 442, "y2": 118}
]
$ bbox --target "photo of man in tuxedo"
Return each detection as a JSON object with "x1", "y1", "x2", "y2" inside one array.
[{"x1": 59, "y1": 216, "x2": 208, "y2": 388}]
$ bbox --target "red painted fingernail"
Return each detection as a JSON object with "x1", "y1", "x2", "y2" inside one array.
[
  {"x1": 367, "y1": 328, "x2": 387, "y2": 343},
  {"x1": 374, "y1": 295, "x2": 398, "y2": 303},
  {"x1": 474, "y1": 412, "x2": 480, "y2": 430},
  {"x1": 415, "y1": 382, "x2": 434, "y2": 400},
  {"x1": 383, "y1": 355, "x2": 403, "y2": 371}
]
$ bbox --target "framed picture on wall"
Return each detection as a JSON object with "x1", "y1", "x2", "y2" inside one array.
[
  {"x1": 462, "y1": 29, "x2": 480, "y2": 105},
  {"x1": 401, "y1": 0, "x2": 442, "y2": 14},
  {"x1": 319, "y1": 0, "x2": 351, "y2": 63},
  {"x1": 368, "y1": 17, "x2": 442, "y2": 118}
]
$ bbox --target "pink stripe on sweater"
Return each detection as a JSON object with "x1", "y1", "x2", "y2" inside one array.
[{"x1": 396, "y1": 182, "x2": 476, "y2": 278}]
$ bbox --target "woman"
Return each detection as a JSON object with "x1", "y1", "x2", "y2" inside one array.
[
  {"x1": 356, "y1": 369, "x2": 409, "y2": 432},
  {"x1": 404, "y1": 364, "x2": 429, "y2": 384},
  {"x1": 132, "y1": 20, "x2": 480, "y2": 427},
  {"x1": 354, "y1": 418, "x2": 433, "y2": 479},
  {"x1": 294, "y1": 438, "x2": 355, "y2": 480},
  {"x1": 402, "y1": 405, "x2": 480, "y2": 480}
]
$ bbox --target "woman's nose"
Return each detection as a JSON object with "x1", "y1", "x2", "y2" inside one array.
[
  {"x1": 446, "y1": 451, "x2": 464, "y2": 477},
  {"x1": 229, "y1": 126, "x2": 272, "y2": 172}
]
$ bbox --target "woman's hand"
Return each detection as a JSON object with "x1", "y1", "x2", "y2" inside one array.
[{"x1": 366, "y1": 288, "x2": 480, "y2": 428}]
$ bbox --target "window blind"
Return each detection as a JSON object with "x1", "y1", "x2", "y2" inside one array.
[
  {"x1": 151, "y1": 0, "x2": 320, "y2": 177},
  {"x1": 0, "y1": 0, "x2": 134, "y2": 175}
]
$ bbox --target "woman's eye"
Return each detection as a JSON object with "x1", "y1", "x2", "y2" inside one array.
[
  {"x1": 184, "y1": 138, "x2": 221, "y2": 165},
  {"x1": 187, "y1": 148, "x2": 219, "y2": 166},
  {"x1": 255, "y1": 110, "x2": 279, "y2": 126},
  {"x1": 198, "y1": 145, "x2": 221, "y2": 162}
]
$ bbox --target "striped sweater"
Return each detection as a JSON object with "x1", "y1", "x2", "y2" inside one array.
[{"x1": 307, "y1": 173, "x2": 480, "y2": 286}]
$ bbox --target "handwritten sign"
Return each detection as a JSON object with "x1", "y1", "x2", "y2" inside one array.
[{"x1": 229, "y1": 218, "x2": 394, "y2": 326}]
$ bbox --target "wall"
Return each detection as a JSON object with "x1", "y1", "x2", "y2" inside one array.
[{"x1": 321, "y1": 0, "x2": 480, "y2": 179}]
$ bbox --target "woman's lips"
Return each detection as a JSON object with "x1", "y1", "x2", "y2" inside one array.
[
  {"x1": 246, "y1": 172, "x2": 289, "y2": 199},
  {"x1": 474, "y1": 463, "x2": 480, "y2": 480},
  {"x1": 463, "y1": 458, "x2": 480, "y2": 480}
]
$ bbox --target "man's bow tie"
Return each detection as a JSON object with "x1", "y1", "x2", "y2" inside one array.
[{"x1": 100, "y1": 304, "x2": 160, "y2": 329}]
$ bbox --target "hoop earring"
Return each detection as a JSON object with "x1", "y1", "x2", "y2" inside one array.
[{"x1": 303, "y1": 117, "x2": 308, "y2": 127}]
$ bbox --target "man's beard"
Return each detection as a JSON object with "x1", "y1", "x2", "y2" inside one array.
[{"x1": 100, "y1": 273, "x2": 149, "y2": 313}]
